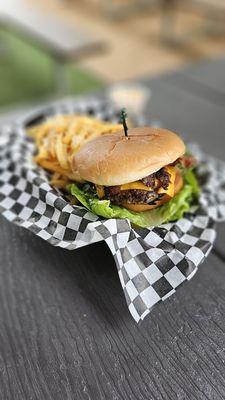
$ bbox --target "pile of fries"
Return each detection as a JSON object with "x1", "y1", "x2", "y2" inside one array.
[{"x1": 28, "y1": 114, "x2": 122, "y2": 190}]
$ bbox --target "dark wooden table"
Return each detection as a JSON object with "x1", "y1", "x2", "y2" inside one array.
[{"x1": 0, "y1": 57, "x2": 225, "y2": 400}]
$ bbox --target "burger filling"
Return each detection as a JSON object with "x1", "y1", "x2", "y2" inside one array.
[
  {"x1": 93, "y1": 154, "x2": 196, "y2": 207},
  {"x1": 103, "y1": 166, "x2": 171, "y2": 205}
]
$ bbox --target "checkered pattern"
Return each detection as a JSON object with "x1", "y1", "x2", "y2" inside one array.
[{"x1": 0, "y1": 98, "x2": 224, "y2": 322}]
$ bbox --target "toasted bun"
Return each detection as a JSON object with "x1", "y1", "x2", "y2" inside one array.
[
  {"x1": 122, "y1": 169, "x2": 183, "y2": 211},
  {"x1": 72, "y1": 127, "x2": 185, "y2": 186}
]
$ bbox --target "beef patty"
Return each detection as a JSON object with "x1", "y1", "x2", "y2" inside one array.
[{"x1": 104, "y1": 188, "x2": 164, "y2": 205}]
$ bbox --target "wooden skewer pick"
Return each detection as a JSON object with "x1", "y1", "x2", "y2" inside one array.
[{"x1": 120, "y1": 108, "x2": 128, "y2": 138}]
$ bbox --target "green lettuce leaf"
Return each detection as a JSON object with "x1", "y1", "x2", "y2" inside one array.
[{"x1": 70, "y1": 170, "x2": 200, "y2": 228}]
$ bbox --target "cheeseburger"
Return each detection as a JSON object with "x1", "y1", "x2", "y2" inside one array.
[{"x1": 72, "y1": 127, "x2": 196, "y2": 213}]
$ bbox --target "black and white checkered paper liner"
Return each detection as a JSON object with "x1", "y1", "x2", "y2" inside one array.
[{"x1": 0, "y1": 98, "x2": 225, "y2": 322}]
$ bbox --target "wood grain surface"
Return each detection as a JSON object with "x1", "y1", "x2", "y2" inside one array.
[
  {"x1": 1, "y1": 217, "x2": 225, "y2": 400},
  {"x1": 174, "y1": 57, "x2": 225, "y2": 101},
  {"x1": 0, "y1": 58, "x2": 225, "y2": 400},
  {"x1": 142, "y1": 73, "x2": 225, "y2": 161},
  {"x1": 156, "y1": 57, "x2": 225, "y2": 109}
]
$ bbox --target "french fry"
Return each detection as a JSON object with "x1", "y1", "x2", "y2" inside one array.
[
  {"x1": 55, "y1": 134, "x2": 69, "y2": 169},
  {"x1": 50, "y1": 179, "x2": 70, "y2": 189},
  {"x1": 29, "y1": 114, "x2": 123, "y2": 193}
]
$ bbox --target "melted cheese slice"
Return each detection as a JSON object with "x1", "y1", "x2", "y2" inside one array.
[
  {"x1": 120, "y1": 166, "x2": 176, "y2": 198},
  {"x1": 120, "y1": 180, "x2": 151, "y2": 191},
  {"x1": 96, "y1": 185, "x2": 105, "y2": 199}
]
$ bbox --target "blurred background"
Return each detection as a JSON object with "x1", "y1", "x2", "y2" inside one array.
[{"x1": 0, "y1": 0, "x2": 225, "y2": 113}]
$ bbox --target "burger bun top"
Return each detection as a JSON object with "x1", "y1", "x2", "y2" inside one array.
[{"x1": 72, "y1": 127, "x2": 185, "y2": 186}]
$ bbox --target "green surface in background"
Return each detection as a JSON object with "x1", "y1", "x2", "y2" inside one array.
[{"x1": 0, "y1": 28, "x2": 104, "y2": 107}]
